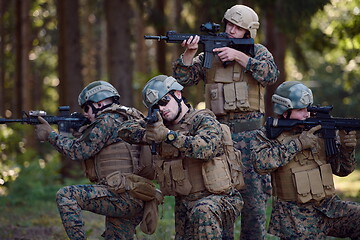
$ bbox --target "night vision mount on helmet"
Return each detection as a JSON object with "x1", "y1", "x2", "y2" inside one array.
[{"x1": 78, "y1": 81, "x2": 120, "y2": 107}]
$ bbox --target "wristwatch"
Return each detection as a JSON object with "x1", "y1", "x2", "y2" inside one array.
[{"x1": 165, "y1": 130, "x2": 178, "y2": 143}]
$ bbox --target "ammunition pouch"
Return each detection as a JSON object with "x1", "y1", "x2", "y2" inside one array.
[
  {"x1": 106, "y1": 171, "x2": 157, "y2": 202},
  {"x1": 155, "y1": 157, "x2": 192, "y2": 196},
  {"x1": 273, "y1": 132, "x2": 335, "y2": 203},
  {"x1": 140, "y1": 189, "x2": 164, "y2": 235},
  {"x1": 202, "y1": 155, "x2": 232, "y2": 194},
  {"x1": 205, "y1": 56, "x2": 264, "y2": 115}
]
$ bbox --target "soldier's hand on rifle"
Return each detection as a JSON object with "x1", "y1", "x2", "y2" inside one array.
[
  {"x1": 182, "y1": 35, "x2": 200, "y2": 65},
  {"x1": 35, "y1": 116, "x2": 55, "y2": 141},
  {"x1": 298, "y1": 125, "x2": 321, "y2": 150},
  {"x1": 145, "y1": 111, "x2": 169, "y2": 143},
  {"x1": 339, "y1": 130, "x2": 357, "y2": 150}
]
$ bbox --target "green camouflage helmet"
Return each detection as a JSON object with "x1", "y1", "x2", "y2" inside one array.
[
  {"x1": 272, "y1": 81, "x2": 313, "y2": 115},
  {"x1": 142, "y1": 75, "x2": 183, "y2": 108},
  {"x1": 78, "y1": 81, "x2": 120, "y2": 107}
]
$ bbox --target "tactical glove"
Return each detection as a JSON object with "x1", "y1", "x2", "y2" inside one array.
[
  {"x1": 339, "y1": 130, "x2": 357, "y2": 150},
  {"x1": 298, "y1": 125, "x2": 321, "y2": 150},
  {"x1": 145, "y1": 111, "x2": 169, "y2": 143},
  {"x1": 35, "y1": 116, "x2": 54, "y2": 141}
]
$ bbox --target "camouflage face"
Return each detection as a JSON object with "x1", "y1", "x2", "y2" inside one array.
[
  {"x1": 78, "y1": 81, "x2": 120, "y2": 107},
  {"x1": 142, "y1": 75, "x2": 183, "y2": 108},
  {"x1": 272, "y1": 81, "x2": 313, "y2": 115}
]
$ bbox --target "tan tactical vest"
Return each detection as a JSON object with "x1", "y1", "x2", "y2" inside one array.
[
  {"x1": 83, "y1": 105, "x2": 154, "y2": 183},
  {"x1": 205, "y1": 55, "x2": 265, "y2": 116},
  {"x1": 155, "y1": 108, "x2": 244, "y2": 197},
  {"x1": 272, "y1": 131, "x2": 335, "y2": 203}
]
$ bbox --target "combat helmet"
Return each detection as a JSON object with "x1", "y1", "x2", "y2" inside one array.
[
  {"x1": 272, "y1": 81, "x2": 313, "y2": 115},
  {"x1": 223, "y1": 5, "x2": 260, "y2": 38},
  {"x1": 78, "y1": 81, "x2": 120, "y2": 107},
  {"x1": 142, "y1": 75, "x2": 183, "y2": 108}
]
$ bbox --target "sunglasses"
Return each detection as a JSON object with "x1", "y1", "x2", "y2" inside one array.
[{"x1": 156, "y1": 95, "x2": 171, "y2": 107}]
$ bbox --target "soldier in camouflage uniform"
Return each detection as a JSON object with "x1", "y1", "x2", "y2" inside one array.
[
  {"x1": 251, "y1": 81, "x2": 360, "y2": 240},
  {"x1": 119, "y1": 75, "x2": 244, "y2": 239},
  {"x1": 35, "y1": 81, "x2": 160, "y2": 240},
  {"x1": 172, "y1": 4, "x2": 279, "y2": 240}
]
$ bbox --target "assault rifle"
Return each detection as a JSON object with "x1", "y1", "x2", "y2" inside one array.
[
  {"x1": 144, "y1": 106, "x2": 160, "y2": 155},
  {"x1": 265, "y1": 105, "x2": 360, "y2": 157},
  {"x1": 144, "y1": 22, "x2": 255, "y2": 69},
  {"x1": 0, "y1": 106, "x2": 90, "y2": 133}
]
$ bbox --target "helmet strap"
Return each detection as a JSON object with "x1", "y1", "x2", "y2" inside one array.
[
  {"x1": 169, "y1": 91, "x2": 183, "y2": 121},
  {"x1": 285, "y1": 110, "x2": 292, "y2": 119}
]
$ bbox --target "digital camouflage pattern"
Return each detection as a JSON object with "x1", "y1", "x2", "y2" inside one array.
[
  {"x1": 231, "y1": 112, "x2": 272, "y2": 240},
  {"x1": 48, "y1": 105, "x2": 145, "y2": 240},
  {"x1": 57, "y1": 185, "x2": 143, "y2": 240},
  {"x1": 172, "y1": 44, "x2": 279, "y2": 87},
  {"x1": 251, "y1": 127, "x2": 360, "y2": 239},
  {"x1": 119, "y1": 107, "x2": 244, "y2": 239},
  {"x1": 175, "y1": 191, "x2": 243, "y2": 240},
  {"x1": 119, "y1": 107, "x2": 225, "y2": 160},
  {"x1": 172, "y1": 43, "x2": 279, "y2": 240}
]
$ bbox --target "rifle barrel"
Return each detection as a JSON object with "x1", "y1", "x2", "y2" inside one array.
[
  {"x1": 144, "y1": 35, "x2": 168, "y2": 41},
  {"x1": 0, "y1": 118, "x2": 25, "y2": 123}
]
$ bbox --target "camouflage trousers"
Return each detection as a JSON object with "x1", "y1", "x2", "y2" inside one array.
[
  {"x1": 174, "y1": 190, "x2": 243, "y2": 240},
  {"x1": 232, "y1": 130, "x2": 272, "y2": 240},
  {"x1": 269, "y1": 195, "x2": 360, "y2": 240},
  {"x1": 56, "y1": 184, "x2": 144, "y2": 240}
]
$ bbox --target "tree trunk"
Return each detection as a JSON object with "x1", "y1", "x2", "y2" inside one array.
[
  {"x1": 154, "y1": 0, "x2": 167, "y2": 75},
  {"x1": 57, "y1": 0, "x2": 83, "y2": 111},
  {"x1": 105, "y1": 0, "x2": 133, "y2": 107},
  {"x1": 0, "y1": 0, "x2": 6, "y2": 116},
  {"x1": 57, "y1": 0, "x2": 83, "y2": 179},
  {"x1": 264, "y1": 10, "x2": 286, "y2": 118}
]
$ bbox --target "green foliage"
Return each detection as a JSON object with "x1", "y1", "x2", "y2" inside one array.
[
  {"x1": 2, "y1": 153, "x2": 62, "y2": 205},
  {"x1": 298, "y1": 0, "x2": 360, "y2": 117}
]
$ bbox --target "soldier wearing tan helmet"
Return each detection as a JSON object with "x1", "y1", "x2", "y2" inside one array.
[
  {"x1": 173, "y1": 4, "x2": 279, "y2": 240},
  {"x1": 251, "y1": 81, "x2": 360, "y2": 239},
  {"x1": 34, "y1": 81, "x2": 161, "y2": 239},
  {"x1": 119, "y1": 75, "x2": 244, "y2": 239}
]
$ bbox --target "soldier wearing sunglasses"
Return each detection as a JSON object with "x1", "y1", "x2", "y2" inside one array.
[
  {"x1": 119, "y1": 75, "x2": 244, "y2": 239},
  {"x1": 34, "y1": 81, "x2": 160, "y2": 239}
]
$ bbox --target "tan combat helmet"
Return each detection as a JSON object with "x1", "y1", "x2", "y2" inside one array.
[
  {"x1": 272, "y1": 81, "x2": 313, "y2": 115},
  {"x1": 223, "y1": 5, "x2": 260, "y2": 38}
]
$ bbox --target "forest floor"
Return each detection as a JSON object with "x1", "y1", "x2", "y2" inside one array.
[{"x1": 1, "y1": 170, "x2": 359, "y2": 240}]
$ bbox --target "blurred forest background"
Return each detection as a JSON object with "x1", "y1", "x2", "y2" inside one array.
[{"x1": 0, "y1": 0, "x2": 359, "y2": 239}]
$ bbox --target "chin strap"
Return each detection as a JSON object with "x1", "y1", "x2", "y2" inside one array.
[{"x1": 169, "y1": 91, "x2": 183, "y2": 121}]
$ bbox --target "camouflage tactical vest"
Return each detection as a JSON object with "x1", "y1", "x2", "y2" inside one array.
[
  {"x1": 205, "y1": 55, "x2": 265, "y2": 116},
  {"x1": 83, "y1": 105, "x2": 154, "y2": 183},
  {"x1": 155, "y1": 108, "x2": 244, "y2": 197},
  {"x1": 272, "y1": 131, "x2": 335, "y2": 203}
]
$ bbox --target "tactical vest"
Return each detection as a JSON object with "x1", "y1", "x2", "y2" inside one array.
[
  {"x1": 205, "y1": 55, "x2": 265, "y2": 116},
  {"x1": 83, "y1": 105, "x2": 154, "y2": 183},
  {"x1": 155, "y1": 108, "x2": 244, "y2": 197},
  {"x1": 272, "y1": 131, "x2": 335, "y2": 203}
]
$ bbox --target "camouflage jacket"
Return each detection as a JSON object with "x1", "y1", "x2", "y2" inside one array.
[
  {"x1": 172, "y1": 44, "x2": 279, "y2": 87},
  {"x1": 48, "y1": 104, "x2": 142, "y2": 161},
  {"x1": 251, "y1": 127, "x2": 356, "y2": 177},
  {"x1": 118, "y1": 107, "x2": 224, "y2": 161}
]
